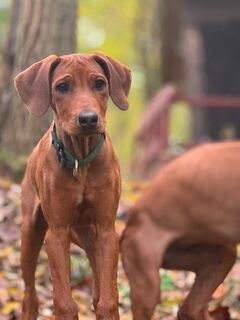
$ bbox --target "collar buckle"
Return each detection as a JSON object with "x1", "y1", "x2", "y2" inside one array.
[{"x1": 56, "y1": 141, "x2": 67, "y2": 167}]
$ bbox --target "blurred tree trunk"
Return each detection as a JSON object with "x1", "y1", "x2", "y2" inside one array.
[
  {"x1": 133, "y1": 0, "x2": 183, "y2": 177},
  {"x1": 136, "y1": 0, "x2": 182, "y2": 99},
  {"x1": 0, "y1": 0, "x2": 77, "y2": 154},
  {"x1": 135, "y1": 0, "x2": 161, "y2": 99},
  {"x1": 159, "y1": 0, "x2": 183, "y2": 85}
]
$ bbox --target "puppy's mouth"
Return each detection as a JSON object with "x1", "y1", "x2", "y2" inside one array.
[
  {"x1": 78, "y1": 127, "x2": 100, "y2": 136},
  {"x1": 63, "y1": 119, "x2": 105, "y2": 137}
]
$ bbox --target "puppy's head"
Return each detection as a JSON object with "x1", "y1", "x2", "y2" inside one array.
[{"x1": 14, "y1": 53, "x2": 131, "y2": 136}]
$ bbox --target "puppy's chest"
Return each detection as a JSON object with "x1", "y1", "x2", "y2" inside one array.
[
  {"x1": 73, "y1": 186, "x2": 98, "y2": 228},
  {"x1": 74, "y1": 180, "x2": 95, "y2": 205},
  {"x1": 62, "y1": 163, "x2": 118, "y2": 211},
  {"x1": 72, "y1": 171, "x2": 102, "y2": 207},
  {"x1": 73, "y1": 164, "x2": 115, "y2": 204}
]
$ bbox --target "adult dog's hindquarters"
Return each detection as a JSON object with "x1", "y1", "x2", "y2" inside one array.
[{"x1": 121, "y1": 142, "x2": 240, "y2": 320}]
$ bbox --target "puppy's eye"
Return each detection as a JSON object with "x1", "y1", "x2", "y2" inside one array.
[
  {"x1": 95, "y1": 79, "x2": 106, "y2": 91},
  {"x1": 56, "y1": 82, "x2": 69, "y2": 93}
]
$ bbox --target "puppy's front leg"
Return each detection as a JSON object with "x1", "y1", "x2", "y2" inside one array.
[
  {"x1": 45, "y1": 227, "x2": 78, "y2": 320},
  {"x1": 92, "y1": 225, "x2": 120, "y2": 320}
]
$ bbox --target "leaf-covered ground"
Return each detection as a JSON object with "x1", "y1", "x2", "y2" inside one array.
[{"x1": 1, "y1": 178, "x2": 240, "y2": 320}]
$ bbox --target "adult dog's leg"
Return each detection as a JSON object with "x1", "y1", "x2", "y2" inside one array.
[
  {"x1": 163, "y1": 243, "x2": 236, "y2": 320},
  {"x1": 21, "y1": 184, "x2": 48, "y2": 320},
  {"x1": 121, "y1": 214, "x2": 175, "y2": 320}
]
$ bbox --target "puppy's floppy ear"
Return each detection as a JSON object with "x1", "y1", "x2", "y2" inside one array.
[
  {"x1": 93, "y1": 52, "x2": 131, "y2": 110},
  {"x1": 14, "y1": 55, "x2": 60, "y2": 117}
]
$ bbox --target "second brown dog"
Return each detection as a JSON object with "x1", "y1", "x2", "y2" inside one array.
[{"x1": 121, "y1": 142, "x2": 239, "y2": 320}]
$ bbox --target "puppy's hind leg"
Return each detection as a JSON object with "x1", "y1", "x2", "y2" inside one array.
[
  {"x1": 21, "y1": 182, "x2": 48, "y2": 320},
  {"x1": 121, "y1": 211, "x2": 176, "y2": 320}
]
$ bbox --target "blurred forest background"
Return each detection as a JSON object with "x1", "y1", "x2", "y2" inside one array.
[
  {"x1": 0, "y1": 0, "x2": 144, "y2": 179},
  {"x1": 0, "y1": 0, "x2": 193, "y2": 180},
  {"x1": 0, "y1": 0, "x2": 239, "y2": 180},
  {"x1": 1, "y1": 0, "x2": 240, "y2": 319}
]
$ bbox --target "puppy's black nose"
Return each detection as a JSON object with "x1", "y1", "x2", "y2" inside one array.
[{"x1": 78, "y1": 111, "x2": 98, "y2": 129}]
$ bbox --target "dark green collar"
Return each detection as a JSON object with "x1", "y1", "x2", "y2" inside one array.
[{"x1": 51, "y1": 123, "x2": 106, "y2": 173}]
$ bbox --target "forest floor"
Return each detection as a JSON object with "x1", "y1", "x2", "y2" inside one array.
[{"x1": 1, "y1": 177, "x2": 240, "y2": 320}]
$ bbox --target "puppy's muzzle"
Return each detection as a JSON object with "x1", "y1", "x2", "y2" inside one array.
[{"x1": 78, "y1": 111, "x2": 98, "y2": 130}]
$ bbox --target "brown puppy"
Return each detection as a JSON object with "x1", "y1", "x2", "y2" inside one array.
[
  {"x1": 14, "y1": 53, "x2": 131, "y2": 320},
  {"x1": 121, "y1": 142, "x2": 240, "y2": 320}
]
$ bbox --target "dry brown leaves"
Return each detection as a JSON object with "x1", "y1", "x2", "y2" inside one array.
[{"x1": 0, "y1": 179, "x2": 240, "y2": 320}]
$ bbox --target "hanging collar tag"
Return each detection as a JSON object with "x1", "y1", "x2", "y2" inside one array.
[{"x1": 73, "y1": 159, "x2": 79, "y2": 177}]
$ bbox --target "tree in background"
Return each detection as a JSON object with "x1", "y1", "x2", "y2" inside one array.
[
  {"x1": 0, "y1": 0, "x2": 77, "y2": 155},
  {"x1": 133, "y1": 0, "x2": 183, "y2": 177},
  {"x1": 135, "y1": 0, "x2": 161, "y2": 99},
  {"x1": 136, "y1": 0, "x2": 182, "y2": 99},
  {"x1": 159, "y1": 0, "x2": 182, "y2": 85}
]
